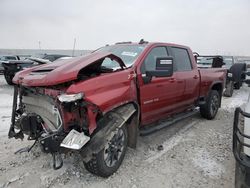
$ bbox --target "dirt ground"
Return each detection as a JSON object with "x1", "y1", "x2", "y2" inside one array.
[{"x1": 0, "y1": 74, "x2": 249, "y2": 188}]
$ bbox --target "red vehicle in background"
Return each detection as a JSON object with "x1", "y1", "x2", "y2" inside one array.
[{"x1": 9, "y1": 40, "x2": 226, "y2": 177}]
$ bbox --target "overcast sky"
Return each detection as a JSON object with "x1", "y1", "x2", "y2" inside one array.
[{"x1": 0, "y1": 0, "x2": 249, "y2": 55}]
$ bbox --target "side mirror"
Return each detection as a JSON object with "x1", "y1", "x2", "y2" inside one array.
[
  {"x1": 146, "y1": 57, "x2": 173, "y2": 77},
  {"x1": 245, "y1": 72, "x2": 250, "y2": 76}
]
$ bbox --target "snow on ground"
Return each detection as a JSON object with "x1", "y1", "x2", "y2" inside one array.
[
  {"x1": 0, "y1": 74, "x2": 249, "y2": 188},
  {"x1": 221, "y1": 85, "x2": 249, "y2": 110},
  {"x1": 0, "y1": 80, "x2": 13, "y2": 136}
]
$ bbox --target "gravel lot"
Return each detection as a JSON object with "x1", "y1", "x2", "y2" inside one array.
[{"x1": 0, "y1": 74, "x2": 249, "y2": 188}]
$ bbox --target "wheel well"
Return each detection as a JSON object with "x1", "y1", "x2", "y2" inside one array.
[
  {"x1": 115, "y1": 102, "x2": 139, "y2": 149},
  {"x1": 95, "y1": 102, "x2": 139, "y2": 149},
  {"x1": 211, "y1": 83, "x2": 223, "y2": 94}
]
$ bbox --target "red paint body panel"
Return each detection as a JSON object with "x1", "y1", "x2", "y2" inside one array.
[
  {"x1": 199, "y1": 68, "x2": 227, "y2": 97},
  {"x1": 13, "y1": 52, "x2": 125, "y2": 86},
  {"x1": 14, "y1": 42, "x2": 226, "y2": 134},
  {"x1": 66, "y1": 69, "x2": 137, "y2": 113},
  {"x1": 134, "y1": 43, "x2": 226, "y2": 125}
]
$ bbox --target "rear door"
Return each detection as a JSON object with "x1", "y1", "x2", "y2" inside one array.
[
  {"x1": 138, "y1": 46, "x2": 185, "y2": 125},
  {"x1": 169, "y1": 47, "x2": 200, "y2": 108}
]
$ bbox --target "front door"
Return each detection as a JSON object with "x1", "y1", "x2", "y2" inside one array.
[{"x1": 138, "y1": 46, "x2": 185, "y2": 125}]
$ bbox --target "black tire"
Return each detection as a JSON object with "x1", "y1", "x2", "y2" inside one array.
[
  {"x1": 200, "y1": 90, "x2": 220, "y2": 120},
  {"x1": 230, "y1": 63, "x2": 246, "y2": 90},
  {"x1": 235, "y1": 82, "x2": 241, "y2": 90},
  {"x1": 235, "y1": 162, "x2": 242, "y2": 188},
  {"x1": 235, "y1": 161, "x2": 250, "y2": 188},
  {"x1": 84, "y1": 125, "x2": 128, "y2": 177},
  {"x1": 4, "y1": 73, "x2": 14, "y2": 85},
  {"x1": 223, "y1": 80, "x2": 234, "y2": 97}
]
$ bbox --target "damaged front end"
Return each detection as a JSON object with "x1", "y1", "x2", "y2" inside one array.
[
  {"x1": 8, "y1": 84, "x2": 137, "y2": 170},
  {"x1": 8, "y1": 85, "x2": 94, "y2": 169},
  {"x1": 8, "y1": 50, "x2": 139, "y2": 176}
]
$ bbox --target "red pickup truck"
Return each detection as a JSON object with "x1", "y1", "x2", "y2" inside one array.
[{"x1": 9, "y1": 41, "x2": 226, "y2": 177}]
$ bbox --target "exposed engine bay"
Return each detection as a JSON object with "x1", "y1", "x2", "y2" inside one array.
[
  {"x1": 77, "y1": 57, "x2": 125, "y2": 81},
  {"x1": 8, "y1": 83, "x2": 136, "y2": 170}
]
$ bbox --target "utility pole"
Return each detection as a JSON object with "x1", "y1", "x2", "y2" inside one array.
[{"x1": 72, "y1": 38, "x2": 76, "y2": 57}]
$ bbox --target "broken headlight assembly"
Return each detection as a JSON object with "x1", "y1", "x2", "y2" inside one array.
[{"x1": 58, "y1": 92, "x2": 84, "y2": 103}]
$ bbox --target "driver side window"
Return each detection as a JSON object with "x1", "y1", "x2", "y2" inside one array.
[{"x1": 141, "y1": 47, "x2": 168, "y2": 74}]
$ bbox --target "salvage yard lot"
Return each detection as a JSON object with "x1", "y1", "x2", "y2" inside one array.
[{"x1": 0, "y1": 74, "x2": 249, "y2": 188}]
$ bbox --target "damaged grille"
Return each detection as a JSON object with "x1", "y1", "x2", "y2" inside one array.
[{"x1": 22, "y1": 93, "x2": 62, "y2": 132}]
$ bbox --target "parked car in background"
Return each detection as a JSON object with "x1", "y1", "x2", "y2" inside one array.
[
  {"x1": 0, "y1": 61, "x2": 3, "y2": 73},
  {"x1": 0, "y1": 55, "x2": 20, "y2": 73},
  {"x1": 197, "y1": 55, "x2": 246, "y2": 97},
  {"x1": 0, "y1": 55, "x2": 20, "y2": 61},
  {"x1": 41, "y1": 54, "x2": 70, "y2": 62},
  {"x1": 2, "y1": 54, "x2": 70, "y2": 85},
  {"x1": 9, "y1": 41, "x2": 226, "y2": 177}
]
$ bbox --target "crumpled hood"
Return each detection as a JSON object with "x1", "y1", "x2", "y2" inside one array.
[{"x1": 13, "y1": 52, "x2": 125, "y2": 86}]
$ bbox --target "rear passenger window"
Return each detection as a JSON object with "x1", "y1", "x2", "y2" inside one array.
[
  {"x1": 141, "y1": 47, "x2": 168, "y2": 74},
  {"x1": 171, "y1": 47, "x2": 192, "y2": 71}
]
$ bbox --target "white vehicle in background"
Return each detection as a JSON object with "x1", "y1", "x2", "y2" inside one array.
[{"x1": 233, "y1": 74, "x2": 250, "y2": 188}]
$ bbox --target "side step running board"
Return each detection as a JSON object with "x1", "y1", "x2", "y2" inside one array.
[{"x1": 140, "y1": 109, "x2": 198, "y2": 136}]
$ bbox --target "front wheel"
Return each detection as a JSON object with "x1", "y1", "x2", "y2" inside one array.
[
  {"x1": 200, "y1": 90, "x2": 220, "y2": 120},
  {"x1": 84, "y1": 125, "x2": 128, "y2": 177}
]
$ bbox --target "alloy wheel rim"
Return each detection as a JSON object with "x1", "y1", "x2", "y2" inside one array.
[
  {"x1": 210, "y1": 95, "x2": 219, "y2": 116},
  {"x1": 103, "y1": 128, "x2": 125, "y2": 168}
]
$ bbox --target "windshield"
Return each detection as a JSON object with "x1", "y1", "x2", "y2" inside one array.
[
  {"x1": 0, "y1": 56, "x2": 17, "y2": 61},
  {"x1": 95, "y1": 45, "x2": 145, "y2": 67}
]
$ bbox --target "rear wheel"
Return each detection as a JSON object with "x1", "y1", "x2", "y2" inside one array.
[
  {"x1": 235, "y1": 81, "x2": 242, "y2": 90},
  {"x1": 84, "y1": 125, "x2": 128, "y2": 177},
  {"x1": 223, "y1": 80, "x2": 234, "y2": 97},
  {"x1": 200, "y1": 90, "x2": 220, "y2": 120}
]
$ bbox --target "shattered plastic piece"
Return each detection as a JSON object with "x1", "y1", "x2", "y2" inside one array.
[{"x1": 60, "y1": 129, "x2": 90, "y2": 150}]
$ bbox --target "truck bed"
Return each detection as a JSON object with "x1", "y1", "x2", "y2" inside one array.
[{"x1": 199, "y1": 68, "x2": 227, "y2": 97}]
